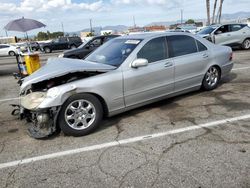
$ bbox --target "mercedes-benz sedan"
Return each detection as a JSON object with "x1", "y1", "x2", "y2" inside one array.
[{"x1": 19, "y1": 32, "x2": 233, "y2": 138}]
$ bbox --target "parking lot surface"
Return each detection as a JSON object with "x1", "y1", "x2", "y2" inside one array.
[{"x1": 0, "y1": 50, "x2": 249, "y2": 188}]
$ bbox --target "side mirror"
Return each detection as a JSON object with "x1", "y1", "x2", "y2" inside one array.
[{"x1": 131, "y1": 58, "x2": 148, "y2": 68}]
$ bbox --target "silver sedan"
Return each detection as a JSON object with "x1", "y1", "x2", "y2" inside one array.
[{"x1": 20, "y1": 32, "x2": 233, "y2": 138}]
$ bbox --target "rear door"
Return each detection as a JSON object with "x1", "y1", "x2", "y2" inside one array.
[
  {"x1": 167, "y1": 35, "x2": 209, "y2": 91},
  {"x1": 123, "y1": 37, "x2": 175, "y2": 107},
  {"x1": 229, "y1": 24, "x2": 247, "y2": 44}
]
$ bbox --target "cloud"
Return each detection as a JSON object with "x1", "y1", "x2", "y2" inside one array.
[
  {"x1": 0, "y1": 0, "x2": 105, "y2": 15},
  {"x1": 112, "y1": 0, "x2": 182, "y2": 6}
]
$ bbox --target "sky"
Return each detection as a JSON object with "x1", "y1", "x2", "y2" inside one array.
[{"x1": 0, "y1": 0, "x2": 249, "y2": 37}]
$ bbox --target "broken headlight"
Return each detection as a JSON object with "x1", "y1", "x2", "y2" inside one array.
[{"x1": 21, "y1": 92, "x2": 47, "y2": 110}]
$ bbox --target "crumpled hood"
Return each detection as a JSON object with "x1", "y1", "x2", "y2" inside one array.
[{"x1": 21, "y1": 57, "x2": 116, "y2": 91}]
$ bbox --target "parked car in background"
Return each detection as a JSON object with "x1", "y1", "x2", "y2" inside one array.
[
  {"x1": 29, "y1": 42, "x2": 40, "y2": 51},
  {"x1": 19, "y1": 32, "x2": 233, "y2": 138},
  {"x1": 197, "y1": 23, "x2": 250, "y2": 49},
  {"x1": 59, "y1": 35, "x2": 120, "y2": 59},
  {"x1": 40, "y1": 36, "x2": 82, "y2": 53},
  {"x1": 0, "y1": 44, "x2": 18, "y2": 56}
]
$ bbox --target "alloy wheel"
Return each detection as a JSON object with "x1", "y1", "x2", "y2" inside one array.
[
  {"x1": 64, "y1": 99, "x2": 96, "y2": 130},
  {"x1": 205, "y1": 66, "x2": 219, "y2": 87},
  {"x1": 243, "y1": 39, "x2": 250, "y2": 49}
]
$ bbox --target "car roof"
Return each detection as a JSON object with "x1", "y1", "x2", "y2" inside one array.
[{"x1": 118, "y1": 32, "x2": 194, "y2": 40}]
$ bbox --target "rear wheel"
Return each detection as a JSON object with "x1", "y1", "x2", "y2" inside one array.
[
  {"x1": 58, "y1": 94, "x2": 103, "y2": 136},
  {"x1": 202, "y1": 66, "x2": 220, "y2": 91},
  {"x1": 242, "y1": 39, "x2": 250, "y2": 50},
  {"x1": 9, "y1": 51, "x2": 16, "y2": 56}
]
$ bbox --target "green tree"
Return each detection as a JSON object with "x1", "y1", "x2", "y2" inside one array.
[
  {"x1": 185, "y1": 19, "x2": 195, "y2": 24},
  {"x1": 37, "y1": 31, "x2": 48, "y2": 40},
  {"x1": 86, "y1": 32, "x2": 95, "y2": 37}
]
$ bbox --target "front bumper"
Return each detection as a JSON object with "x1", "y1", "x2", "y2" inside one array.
[{"x1": 20, "y1": 106, "x2": 60, "y2": 139}]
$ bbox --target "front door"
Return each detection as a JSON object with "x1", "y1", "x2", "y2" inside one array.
[
  {"x1": 213, "y1": 25, "x2": 232, "y2": 45},
  {"x1": 123, "y1": 37, "x2": 174, "y2": 107}
]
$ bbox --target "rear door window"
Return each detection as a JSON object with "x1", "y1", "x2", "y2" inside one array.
[
  {"x1": 168, "y1": 35, "x2": 198, "y2": 57},
  {"x1": 230, "y1": 24, "x2": 245, "y2": 32},
  {"x1": 137, "y1": 37, "x2": 167, "y2": 63}
]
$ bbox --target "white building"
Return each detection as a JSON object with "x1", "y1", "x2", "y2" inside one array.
[{"x1": 100, "y1": 30, "x2": 115, "y2": 35}]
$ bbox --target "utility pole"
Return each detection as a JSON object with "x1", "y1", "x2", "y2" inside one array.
[
  {"x1": 89, "y1": 19, "x2": 93, "y2": 34},
  {"x1": 218, "y1": 0, "x2": 224, "y2": 24},
  {"x1": 5, "y1": 30, "x2": 8, "y2": 37},
  {"x1": 180, "y1": 9, "x2": 183, "y2": 25},
  {"x1": 61, "y1": 22, "x2": 65, "y2": 36},
  {"x1": 133, "y1": 16, "x2": 136, "y2": 28}
]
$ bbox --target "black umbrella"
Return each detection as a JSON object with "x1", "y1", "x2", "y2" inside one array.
[{"x1": 4, "y1": 17, "x2": 46, "y2": 32}]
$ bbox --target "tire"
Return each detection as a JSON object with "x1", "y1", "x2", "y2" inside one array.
[
  {"x1": 9, "y1": 51, "x2": 16, "y2": 56},
  {"x1": 70, "y1": 45, "x2": 77, "y2": 49},
  {"x1": 58, "y1": 93, "x2": 103, "y2": 136},
  {"x1": 242, "y1": 39, "x2": 250, "y2": 50},
  {"x1": 44, "y1": 47, "x2": 52, "y2": 53},
  {"x1": 202, "y1": 66, "x2": 221, "y2": 91}
]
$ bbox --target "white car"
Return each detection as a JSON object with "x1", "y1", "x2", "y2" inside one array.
[{"x1": 0, "y1": 44, "x2": 18, "y2": 56}]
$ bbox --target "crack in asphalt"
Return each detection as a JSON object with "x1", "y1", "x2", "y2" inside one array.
[{"x1": 151, "y1": 130, "x2": 211, "y2": 187}]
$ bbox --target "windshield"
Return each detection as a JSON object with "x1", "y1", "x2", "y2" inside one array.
[
  {"x1": 197, "y1": 26, "x2": 218, "y2": 35},
  {"x1": 85, "y1": 38, "x2": 142, "y2": 67}
]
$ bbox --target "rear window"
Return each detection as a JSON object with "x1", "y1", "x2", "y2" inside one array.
[{"x1": 168, "y1": 35, "x2": 198, "y2": 57}]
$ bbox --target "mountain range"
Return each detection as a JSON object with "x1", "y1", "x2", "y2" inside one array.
[{"x1": 70, "y1": 11, "x2": 250, "y2": 35}]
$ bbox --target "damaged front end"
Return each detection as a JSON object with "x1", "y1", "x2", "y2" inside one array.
[
  {"x1": 18, "y1": 58, "x2": 116, "y2": 139},
  {"x1": 20, "y1": 71, "x2": 103, "y2": 138}
]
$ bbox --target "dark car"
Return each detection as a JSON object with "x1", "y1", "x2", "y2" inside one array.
[
  {"x1": 40, "y1": 36, "x2": 82, "y2": 53},
  {"x1": 59, "y1": 35, "x2": 120, "y2": 59}
]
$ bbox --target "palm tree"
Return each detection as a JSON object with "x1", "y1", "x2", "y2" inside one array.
[
  {"x1": 212, "y1": 0, "x2": 218, "y2": 24},
  {"x1": 218, "y1": 0, "x2": 224, "y2": 23},
  {"x1": 206, "y1": 0, "x2": 211, "y2": 25}
]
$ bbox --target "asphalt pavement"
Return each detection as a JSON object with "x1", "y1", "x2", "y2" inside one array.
[{"x1": 0, "y1": 50, "x2": 249, "y2": 188}]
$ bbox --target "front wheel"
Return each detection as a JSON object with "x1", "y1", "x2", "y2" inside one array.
[
  {"x1": 202, "y1": 66, "x2": 220, "y2": 91},
  {"x1": 58, "y1": 94, "x2": 103, "y2": 136},
  {"x1": 242, "y1": 39, "x2": 250, "y2": 50}
]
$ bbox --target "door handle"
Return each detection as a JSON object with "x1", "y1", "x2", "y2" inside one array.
[
  {"x1": 202, "y1": 54, "x2": 209, "y2": 58},
  {"x1": 227, "y1": 34, "x2": 231, "y2": 36},
  {"x1": 164, "y1": 62, "x2": 173, "y2": 67}
]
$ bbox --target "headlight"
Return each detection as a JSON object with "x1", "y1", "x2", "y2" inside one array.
[
  {"x1": 58, "y1": 54, "x2": 64, "y2": 58},
  {"x1": 47, "y1": 87, "x2": 60, "y2": 98},
  {"x1": 20, "y1": 92, "x2": 46, "y2": 110}
]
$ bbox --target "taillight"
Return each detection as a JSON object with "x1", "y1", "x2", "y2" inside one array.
[{"x1": 229, "y1": 52, "x2": 233, "y2": 61}]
